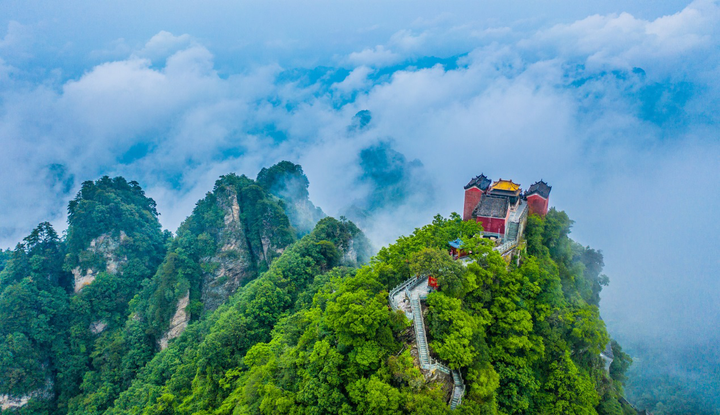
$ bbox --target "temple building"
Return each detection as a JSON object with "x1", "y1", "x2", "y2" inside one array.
[
  {"x1": 472, "y1": 193, "x2": 511, "y2": 237},
  {"x1": 449, "y1": 238, "x2": 469, "y2": 259},
  {"x1": 487, "y1": 179, "x2": 522, "y2": 205},
  {"x1": 525, "y1": 180, "x2": 552, "y2": 216},
  {"x1": 462, "y1": 174, "x2": 491, "y2": 221},
  {"x1": 462, "y1": 174, "x2": 551, "y2": 242}
]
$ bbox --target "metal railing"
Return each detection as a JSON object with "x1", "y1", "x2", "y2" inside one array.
[
  {"x1": 388, "y1": 275, "x2": 424, "y2": 311},
  {"x1": 450, "y1": 370, "x2": 466, "y2": 409},
  {"x1": 493, "y1": 239, "x2": 518, "y2": 256},
  {"x1": 386, "y1": 203, "x2": 528, "y2": 408},
  {"x1": 390, "y1": 274, "x2": 466, "y2": 409}
]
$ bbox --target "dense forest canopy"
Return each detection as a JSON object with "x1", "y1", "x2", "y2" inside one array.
[{"x1": 0, "y1": 162, "x2": 668, "y2": 415}]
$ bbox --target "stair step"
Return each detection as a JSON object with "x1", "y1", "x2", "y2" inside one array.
[{"x1": 395, "y1": 274, "x2": 466, "y2": 409}]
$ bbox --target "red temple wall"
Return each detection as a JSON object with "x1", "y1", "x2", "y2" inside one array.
[
  {"x1": 463, "y1": 188, "x2": 483, "y2": 221},
  {"x1": 476, "y1": 216, "x2": 506, "y2": 235},
  {"x1": 527, "y1": 195, "x2": 549, "y2": 216}
]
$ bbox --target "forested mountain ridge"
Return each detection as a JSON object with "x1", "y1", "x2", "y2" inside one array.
[
  {"x1": 0, "y1": 178, "x2": 167, "y2": 413},
  {"x1": 0, "y1": 162, "x2": 633, "y2": 415},
  {"x1": 256, "y1": 161, "x2": 326, "y2": 236}
]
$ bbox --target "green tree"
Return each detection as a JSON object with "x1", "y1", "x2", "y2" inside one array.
[
  {"x1": 348, "y1": 375, "x2": 402, "y2": 415},
  {"x1": 540, "y1": 351, "x2": 599, "y2": 415},
  {"x1": 409, "y1": 247, "x2": 466, "y2": 298},
  {"x1": 426, "y1": 293, "x2": 486, "y2": 369}
]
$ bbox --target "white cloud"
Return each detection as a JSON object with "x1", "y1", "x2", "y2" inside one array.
[
  {"x1": 331, "y1": 66, "x2": 373, "y2": 95},
  {"x1": 646, "y1": 0, "x2": 719, "y2": 42},
  {"x1": 346, "y1": 45, "x2": 402, "y2": 67},
  {"x1": 136, "y1": 31, "x2": 194, "y2": 63},
  {"x1": 522, "y1": 0, "x2": 720, "y2": 72},
  {"x1": 0, "y1": 21, "x2": 32, "y2": 49},
  {"x1": 59, "y1": 47, "x2": 221, "y2": 148},
  {"x1": 389, "y1": 29, "x2": 428, "y2": 51},
  {"x1": 0, "y1": 3, "x2": 719, "y2": 401},
  {"x1": 0, "y1": 21, "x2": 34, "y2": 61}
]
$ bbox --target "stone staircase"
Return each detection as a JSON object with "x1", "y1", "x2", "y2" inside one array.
[
  {"x1": 390, "y1": 277, "x2": 466, "y2": 409},
  {"x1": 410, "y1": 297, "x2": 431, "y2": 367},
  {"x1": 504, "y1": 200, "x2": 528, "y2": 242},
  {"x1": 450, "y1": 370, "x2": 465, "y2": 409},
  {"x1": 505, "y1": 220, "x2": 520, "y2": 242},
  {"x1": 386, "y1": 207, "x2": 532, "y2": 409},
  {"x1": 492, "y1": 200, "x2": 528, "y2": 257}
]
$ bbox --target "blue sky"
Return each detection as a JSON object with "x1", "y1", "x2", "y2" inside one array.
[{"x1": 1, "y1": 0, "x2": 720, "y2": 404}]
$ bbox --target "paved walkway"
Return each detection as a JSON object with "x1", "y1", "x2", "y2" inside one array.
[{"x1": 508, "y1": 199, "x2": 528, "y2": 223}]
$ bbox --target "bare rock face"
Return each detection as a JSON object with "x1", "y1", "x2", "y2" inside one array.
[
  {"x1": 72, "y1": 231, "x2": 128, "y2": 292},
  {"x1": 158, "y1": 291, "x2": 190, "y2": 350},
  {"x1": 0, "y1": 394, "x2": 30, "y2": 411},
  {"x1": 72, "y1": 269, "x2": 98, "y2": 293},
  {"x1": 339, "y1": 234, "x2": 371, "y2": 267},
  {"x1": 189, "y1": 175, "x2": 295, "y2": 314},
  {"x1": 90, "y1": 320, "x2": 108, "y2": 334},
  {"x1": 342, "y1": 241, "x2": 358, "y2": 265},
  {"x1": 600, "y1": 342, "x2": 615, "y2": 373},
  {"x1": 0, "y1": 379, "x2": 53, "y2": 410},
  {"x1": 201, "y1": 189, "x2": 254, "y2": 312}
]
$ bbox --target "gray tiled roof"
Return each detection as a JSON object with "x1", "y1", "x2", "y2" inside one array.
[
  {"x1": 526, "y1": 180, "x2": 551, "y2": 198},
  {"x1": 489, "y1": 188, "x2": 521, "y2": 197},
  {"x1": 464, "y1": 174, "x2": 491, "y2": 191},
  {"x1": 473, "y1": 195, "x2": 509, "y2": 219}
]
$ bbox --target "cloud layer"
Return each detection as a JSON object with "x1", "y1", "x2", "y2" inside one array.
[{"x1": 1, "y1": 0, "x2": 719, "y2": 408}]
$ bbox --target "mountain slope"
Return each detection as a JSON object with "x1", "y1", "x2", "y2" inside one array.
[
  {"x1": 256, "y1": 161, "x2": 325, "y2": 236},
  {"x1": 0, "y1": 177, "x2": 168, "y2": 414},
  {"x1": 107, "y1": 216, "x2": 370, "y2": 414},
  {"x1": 0, "y1": 166, "x2": 633, "y2": 415},
  {"x1": 67, "y1": 172, "x2": 300, "y2": 414}
]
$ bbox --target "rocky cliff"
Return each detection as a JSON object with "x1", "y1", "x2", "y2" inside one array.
[
  {"x1": 147, "y1": 173, "x2": 297, "y2": 351},
  {"x1": 158, "y1": 291, "x2": 190, "y2": 350},
  {"x1": 0, "y1": 169, "x2": 366, "y2": 414},
  {"x1": 197, "y1": 173, "x2": 295, "y2": 312},
  {"x1": 71, "y1": 231, "x2": 129, "y2": 292},
  {"x1": 256, "y1": 161, "x2": 325, "y2": 236}
]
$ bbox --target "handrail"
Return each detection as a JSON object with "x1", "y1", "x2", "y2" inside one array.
[
  {"x1": 493, "y1": 239, "x2": 518, "y2": 256},
  {"x1": 487, "y1": 199, "x2": 527, "y2": 257},
  {"x1": 390, "y1": 274, "x2": 466, "y2": 409},
  {"x1": 389, "y1": 275, "x2": 424, "y2": 311},
  {"x1": 388, "y1": 202, "x2": 528, "y2": 408},
  {"x1": 386, "y1": 204, "x2": 531, "y2": 408},
  {"x1": 450, "y1": 369, "x2": 466, "y2": 408}
]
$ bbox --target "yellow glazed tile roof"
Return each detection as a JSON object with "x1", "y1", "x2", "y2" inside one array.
[{"x1": 490, "y1": 179, "x2": 520, "y2": 192}]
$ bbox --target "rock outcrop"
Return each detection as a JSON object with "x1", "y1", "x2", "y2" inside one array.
[
  {"x1": 72, "y1": 231, "x2": 129, "y2": 292},
  {"x1": 150, "y1": 174, "x2": 296, "y2": 347},
  {"x1": 158, "y1": 291, "x2": 190, "y2": 350},
  {"x1": 0, "y1": 394, "x2": 31, "y2": 411},
  {"x1": 340, "y1": 233, "x2": 372, "y2": 267},
  {"x1": 256, "y1": 161, "x2": 325, "y2": 236},
  {"x1": 200, "y1": 188, "x2": 256, "y2": 312},
  {"x1": 90, "y1": 320, "x2": 108, "y2": 334},
  {"x1": 0, "y1": 379, "x2": 53, "y2": 410}
]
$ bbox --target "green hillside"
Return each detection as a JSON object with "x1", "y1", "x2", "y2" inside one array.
[{"x1": 0, "y1": 163, "x2": 632, "y2": 415}]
